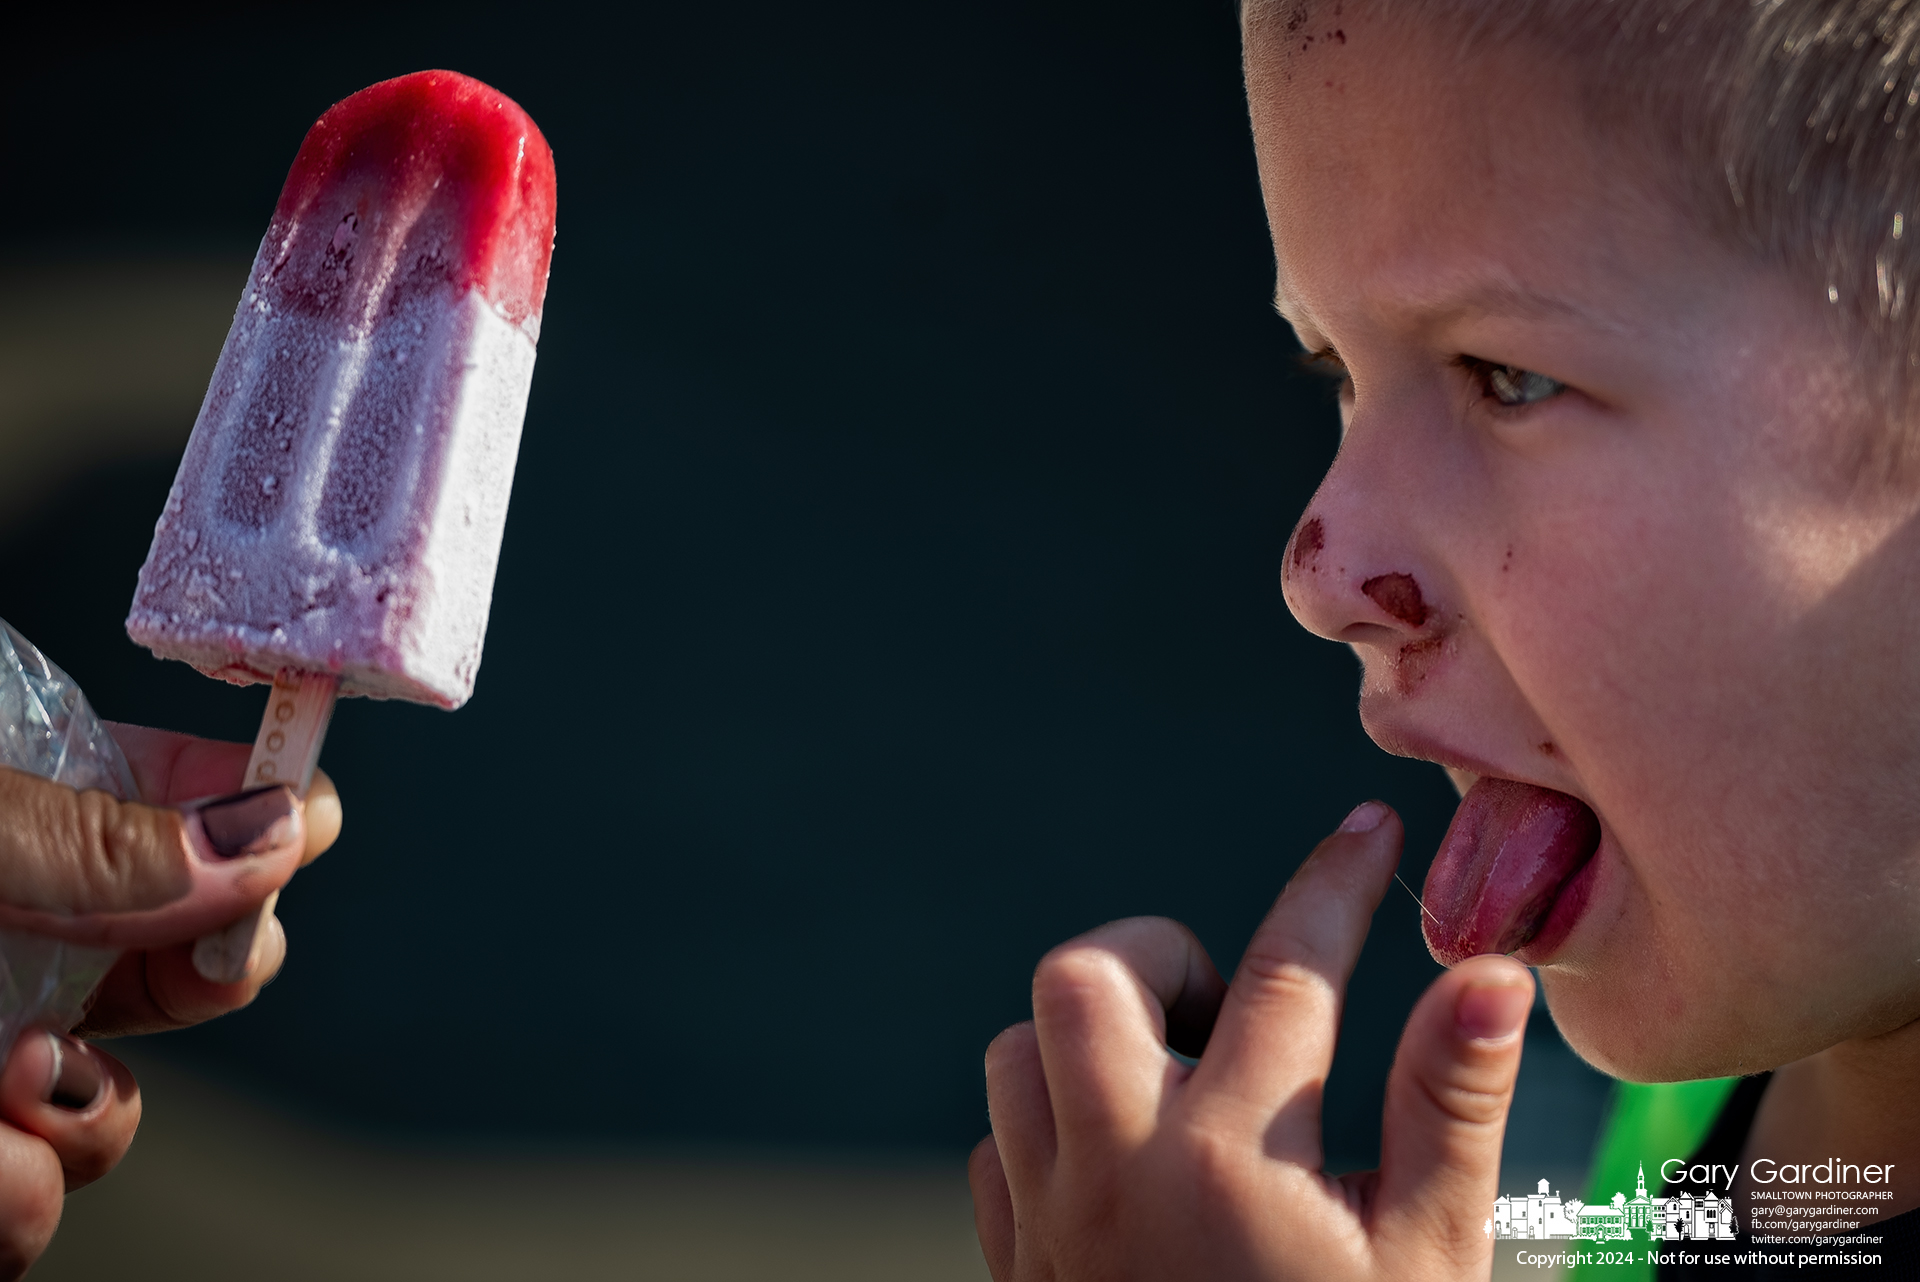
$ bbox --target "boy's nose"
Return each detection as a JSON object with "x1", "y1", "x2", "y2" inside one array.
[{"x1": 1283, "y1": 508, "x2": 1439, "y2": 647}]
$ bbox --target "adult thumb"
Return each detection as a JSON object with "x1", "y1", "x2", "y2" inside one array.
[
  {"x1": 1370, "y1": 955, "x2": 1533, "y2": 1273},
  {"x1": 0, "y1": 766, "x2": 304, "y2": 948}
]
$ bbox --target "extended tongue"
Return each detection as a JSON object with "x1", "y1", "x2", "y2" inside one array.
[{"x1": 1420, "y1": 778, "x2": 1601, "y2": 966}]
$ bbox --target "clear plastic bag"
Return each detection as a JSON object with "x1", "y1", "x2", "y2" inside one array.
[{"x1": 0, "y1": 619, "x2": 133, "y2": 1060}]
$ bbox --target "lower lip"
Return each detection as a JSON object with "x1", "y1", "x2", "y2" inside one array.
[{"x1": 1511, "y1": 834, "x2": 1607, "y2": 965}]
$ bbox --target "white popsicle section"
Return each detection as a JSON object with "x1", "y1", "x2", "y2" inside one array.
[{"x1": 127, "y1": 283, "x2": 534, "y2": 710}]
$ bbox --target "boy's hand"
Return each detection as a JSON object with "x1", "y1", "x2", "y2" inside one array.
[{"x1": 969, "y1": 802, "x2": 1533, "y2": 1282}]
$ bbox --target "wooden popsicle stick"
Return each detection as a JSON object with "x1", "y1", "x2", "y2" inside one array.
[{"x1": 190, "y1": 668, "x2": 339, "y2": 984}]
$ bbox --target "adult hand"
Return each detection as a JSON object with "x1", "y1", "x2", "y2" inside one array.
[
  {"x1": 0, "y1": 721, "x2": 341, "y2": 1277},
  {"x1": 969, "y1": 801, "x2": 1533, "y2": 1282}
]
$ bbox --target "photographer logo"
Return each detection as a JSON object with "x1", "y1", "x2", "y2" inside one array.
[{"x1": 1485, "y1": 1164, "x2": 1737, "y2": 1243}]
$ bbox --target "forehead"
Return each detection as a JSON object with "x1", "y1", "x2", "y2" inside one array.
[{"x1": 1243, "y1": 10, "x2": 1696, "y2": 343}]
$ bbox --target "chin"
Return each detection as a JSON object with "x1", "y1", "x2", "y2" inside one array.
[
  {"x1": 1536, "y1": 965, "x2": 1778, "y2": 1083},
  {"x1": 1540, "y1": 916, "x2": 1920, "y2": 1082}
]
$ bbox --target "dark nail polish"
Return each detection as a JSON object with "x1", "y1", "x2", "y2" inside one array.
[
  {"x1": 198, "y1": 786, "x2": 299, "y2": 860},
  {"x1": 46, "y1": 1035, "x2": 102, "y2": 1111}
]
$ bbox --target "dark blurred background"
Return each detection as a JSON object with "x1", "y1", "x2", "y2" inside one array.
[{"x1": 0, "y1": 3, "x2": 1603, "y2": 1276}]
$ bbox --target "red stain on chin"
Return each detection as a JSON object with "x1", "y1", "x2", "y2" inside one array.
[
  {"x1": 1290, "y1": 518, "x2": 1325, "y2": 572},
  {"x1": 1362, "y1": 572, "x2": 1428, "y2": 627}
]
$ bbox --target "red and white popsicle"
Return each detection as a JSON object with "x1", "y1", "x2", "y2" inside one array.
[{"x1": 126, "y1": 70, "x2": 556, "y2": 981}]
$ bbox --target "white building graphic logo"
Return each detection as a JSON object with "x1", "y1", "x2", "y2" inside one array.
[{"x1": 1485, "y1": 1164, "x2": 1738, "y2": 1243}]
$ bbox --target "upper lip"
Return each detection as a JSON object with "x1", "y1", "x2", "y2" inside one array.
[
  {"x1": 1361, "y1": 714, "x2": 1503, "y2": 780},
  {"x1": 1362, "y1": 711, "x2": 1594, "y2": 809}
]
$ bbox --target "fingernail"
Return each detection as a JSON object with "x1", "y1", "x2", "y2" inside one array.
[
  {"x1": 197, "y1": 786, "x2": 300, "y2": 860},
  {"x1": 1339, "y1": 801, "x2": 1388, "y2": 833},
  {"x1": 1457, "y1": 981, "x2": 1533, "y2": 1042},
  {"x1": 42, "y1": 1033, "x2": 103, "y2": 1111}
]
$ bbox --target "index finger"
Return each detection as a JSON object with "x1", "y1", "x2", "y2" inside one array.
[
  {"x1": 1030, "y1": 917, "x2": 1226, "y2": 1155},
  {"x1": 1190, "y1": 801, "x2": 1402, "y2": 1161},
  {"x1": 105, "y1": 722, "x2": 248, "y2": 804}
]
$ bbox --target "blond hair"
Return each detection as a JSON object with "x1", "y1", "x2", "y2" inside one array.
[{"x1": 1249, "y1": 0, "x2": 1920, "y2": 418}]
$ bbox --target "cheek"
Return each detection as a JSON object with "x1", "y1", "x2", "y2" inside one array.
[
  {"x1": 1476, "y1": 500, "x2": 1772, "y2": 886},
  {"x1": 1494, "y1": 503, "x2": 1920, "y2": 1067},
  {"x1": 1483, "y1": 475, "x2": 1751, "y2": 761}
]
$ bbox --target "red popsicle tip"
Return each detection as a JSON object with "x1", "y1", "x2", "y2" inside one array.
[{"x1": 265, "y1": 70, "x2": 557, "y2": 329}]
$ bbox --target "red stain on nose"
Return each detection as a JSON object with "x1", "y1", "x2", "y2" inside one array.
[
  {"x1": 1290, "y1": 518, "x2": 1325, "y2": 572},
  {"x1": 1362, "y1": 573, "x2": 1428, "y2": 627}
]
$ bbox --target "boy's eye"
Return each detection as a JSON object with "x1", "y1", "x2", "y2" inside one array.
[
  {"x1": 1297, "y1": 346, "x2": 1353, "y2": 396},
  {"x1": 1463, "y1": 357, "x2": 1565, "y2": 407}
]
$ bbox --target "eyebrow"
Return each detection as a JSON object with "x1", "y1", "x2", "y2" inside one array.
[{"x1": 1273, "y1": 277, "x2": 1617, "y2": 337}]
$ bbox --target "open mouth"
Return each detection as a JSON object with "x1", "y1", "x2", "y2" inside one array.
[{"x1": 1419, "y1": 777, "x2": 1602, "y2": 966}]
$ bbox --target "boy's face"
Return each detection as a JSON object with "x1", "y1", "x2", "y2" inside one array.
[{"x1": 1247, "y1": 9, "x2": 1920, "y2": 1079}]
